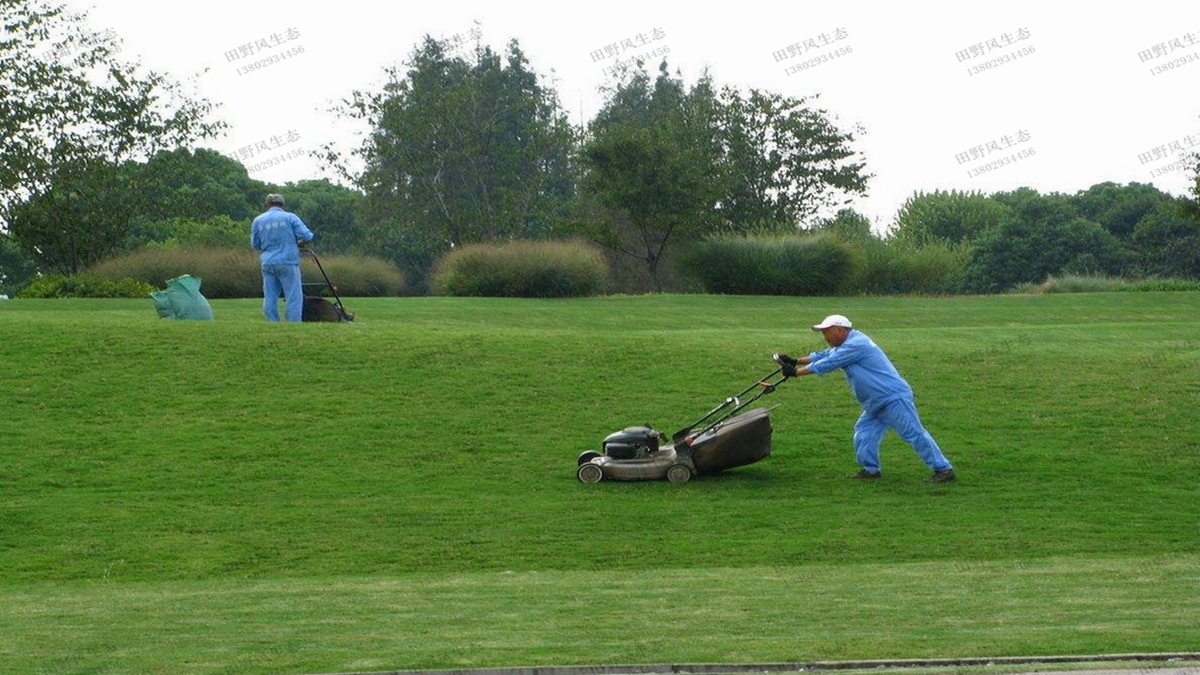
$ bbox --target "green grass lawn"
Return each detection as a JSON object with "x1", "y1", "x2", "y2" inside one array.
[{"x1": 1, "y1": 293, "x2": 1198, "y2": 674}]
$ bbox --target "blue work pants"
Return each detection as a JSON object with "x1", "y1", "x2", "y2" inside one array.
[
  {"x1": 262, "y1": 264, "x2": 304, "y2": 322},
  {"x1": 853, "y1": 397, "x2": 952, "y2": 473}
]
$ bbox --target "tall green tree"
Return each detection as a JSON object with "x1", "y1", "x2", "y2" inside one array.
[
  {"x1": 1070, "y1": 182, "x2": 1171, "y2": 241},
  {"x1": 891, "y1": 189, "x2": 1009, "y2": 245},
  {"x1": 1131, "y1": 200, "x2": 1200, "y2": 278},
  {"x1": 717, "y1": 88, "x2": 869, "y2": 230},
  {"x1": 814, "y1": 208, "x2": 876, "y2": 242},
  {"x1": 577, "y1": 64, "x2": 724, "y2": 290},
  {"x1": 0, "y1": 0, "x2": 222, "y2": 273},
  {"x1": 964, "y1": 188, "x2": 1129, "y2": 292},
  {"x1": 332, "y1": 35, "x2": 577, "y2": 288},
  {"x1": 578, "y1": 61, "x2": 870, "y2": 290},
  {"x1": 0, "y1": 236, "x2": 39, "y2": 295}
]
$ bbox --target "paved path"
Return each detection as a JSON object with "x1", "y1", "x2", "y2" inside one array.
[{"x1": 306, "y1": 657, "x2": 1200, "y2": 675}]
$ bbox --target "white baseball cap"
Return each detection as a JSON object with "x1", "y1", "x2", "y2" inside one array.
[{"x1": 812, "y1": 314, "x2": 852, "y2": 331}]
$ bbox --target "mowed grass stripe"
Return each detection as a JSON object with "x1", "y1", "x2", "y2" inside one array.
[
  {"x1": 1, "y1": 294, "x2": 1198, "y2": 585},
  {"x1": 1, "y1": 555, "x2": 1197, "y2": 675}
]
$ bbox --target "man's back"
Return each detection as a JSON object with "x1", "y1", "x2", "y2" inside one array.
[{"x1": 251, "y1": 207, "x2": 313, "y2": 265}]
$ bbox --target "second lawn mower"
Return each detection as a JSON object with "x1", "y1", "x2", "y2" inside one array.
[{"x1": 576, "y1": 368, "x2": 788, "y2": 484}]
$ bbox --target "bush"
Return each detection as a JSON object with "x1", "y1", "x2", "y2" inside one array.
[
  {"x1": 431, "y1": 240, "x2": 608, "y2": 298},
  {"x1": 90, "y1": 247, "x2": 406, "y2": 298},
  {"x1": 1121, "y1": 278, "x2": 1200, "y2": 292},
  {"x1": 1007, "y1": 274, "x2": 1200, "y2": 294},
  {"x1": 18, "y1": 274, "x2": 156, "y2": 298},
  {"x1": 1008, "y1": 274, "x2": 1127, "y2": 294},
  {"x1": 682, "y1": 234, "x2": 857, "y2": 295},
  {"x1": 891, "y1": 189, "x2": 1009, "y2": 245},
  {"x1": 847, "y1": 239, "x2": 970, "y2": 295}
]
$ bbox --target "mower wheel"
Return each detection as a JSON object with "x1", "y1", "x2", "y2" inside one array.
[
  {"x1": 577, "y1": 463, "x2": 604, "y2": 484},
  {"x1": 577, "y1": 450, "x2": 602, "y2": 466},
  {"x1": 666, "y1": 464, "x2": 692, "y2": 484}
]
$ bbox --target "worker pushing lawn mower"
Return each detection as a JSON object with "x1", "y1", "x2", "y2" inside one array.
[
  {"x1": 576, "y1": 313, "x2": 954, "y2": 484},
  {"x1": 774, "y1": 314, "x2": 955, "y2": 483},
  {"x1": 250, "y1": 192, "x2": 354, "y2": 323}
]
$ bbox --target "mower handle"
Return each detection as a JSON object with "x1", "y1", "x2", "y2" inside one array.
[{"x1": 671, "y1": 367, "x2": 787, "y2": 445}]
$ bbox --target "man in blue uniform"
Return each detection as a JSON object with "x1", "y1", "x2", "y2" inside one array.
[
  {"x1": 774, "y1": 314, "x2": 956, "y2": 482},
  {"x1": 251, "y1": 193, "x2": 315, "y2": 322}
]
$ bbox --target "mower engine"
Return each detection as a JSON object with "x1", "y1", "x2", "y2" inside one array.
[{"x1": 602, "y1": 426, "x2": 661, "y2": 459}]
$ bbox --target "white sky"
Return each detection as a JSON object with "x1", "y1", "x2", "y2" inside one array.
[{"x1": 73, "y1": 0, "x2": 1200, "y2": 232}]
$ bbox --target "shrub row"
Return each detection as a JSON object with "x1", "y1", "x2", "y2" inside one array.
[
  {"x1": 90, "y1": 247, "x2": 406, "y2": 298},
  {"x1": 681, "y1": 234, "x2": 967, "y2": 296},
  {"x1": 1010, "y1": 274, "x2": 1200, "y2": 294},
  {"x1": 432, "y1": 240, "x2": 608, "y2": 298},
  {"x1": 19, "y1": 274, "x2": 157, "y2": 299},
  {"x1": 683, "y1": 234, "x2": 857, "y2": 295}
]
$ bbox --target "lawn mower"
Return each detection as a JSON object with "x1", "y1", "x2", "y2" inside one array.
[
  {"x1": 301, "y1": 247, "x2": 355, "y2": 322},
  {"x1": 576, "y1": 367, "x2": 789, "y2": 484}
]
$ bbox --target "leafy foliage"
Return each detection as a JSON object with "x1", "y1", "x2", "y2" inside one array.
[
  {"x1": 1070, "y1": 181, "x2": 1172, "y2": 240},
  {"x1": 18, "y1": 273, "x2": 155, "y2": 298},
  {"x1": 964, "y1": 189, "x2": 1130, "y2": 293},
  {"x1": 1130, "y1": 200, "x2": 1200, "y2": 278},
  {"x1": 682, "y1": 234, "x2": 857, "y2": 295},
  {"x1": 577, "y1": 64, "x2": 723, "y2": 291},
  {"x1": 717, "y1": 88, "x2": 869, "y2": 229},
  {"x1": 813, "y1": 208, "x2": 875, "y2": 243},
  {"x1": 849, "y1": 239, "x2": 970, "y2": 295},
  {"x1": 431, "y1": 239, "x2": 607, "y2": 298},
  {"x1": 0, "y1": 234, "x2": 40, "y2": 295},
  {"x1": 577, "y1": 62, "x2": 869, "y2": 290},
  {"x1": 0, "y1": 1, "x2": 221, "y2": 273},
  {"x1": 891, "y1": 189, "x2": 1009, "y2": 245},
  {"x1": 332, "y1": 35, "x2": 577, "y2": 290},
  {"x1": 90, "y1": 247, "x2": 406, "y2": 298}
]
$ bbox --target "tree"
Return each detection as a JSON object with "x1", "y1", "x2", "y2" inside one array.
[
  {"x1": 133, "y1": 148, "x2": 266, "y2": 223},
  {"x1": 814, "y1": 208, "x2": 875, "y2": 242},
  {"x1": 1071, "y1": 182, "x2": 1171, "y2": 241},
  {"x1": 6, "y1": 149, "x2": 140, "y2": 274},
  {"x1": 717, "y1": 88, "x2": 869, "y2": 230},
  {"x1": 0, "y1": 1, "x2": 221, "y2": 273},
  {"x1": 577, "y1": 63, "x2": 723, "y2": 290},
  {"x1": 1131, "y1": 200, "x2": 1200, "y2": 278},
  {"x1": 964, "y1": 188, "x2": 1129, "y2": 292},
  {"x1": 331, "y1": 35, "x2": 577, "y2": 289},
  {"x1": 0, "y1": 236, "x2": 39, "y2": 295},
  {"x1": 891, "y1": 189, "x2": 1009, "y2": 245},
  {"x1": 578, "y1": 61, "x2": 870, "y2": 290}
]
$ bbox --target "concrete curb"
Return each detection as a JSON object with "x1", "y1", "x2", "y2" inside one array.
[{"x1": 303, "y1": 653, "x2": 1200, "y2": 675}]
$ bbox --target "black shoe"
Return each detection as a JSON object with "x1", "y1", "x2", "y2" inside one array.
[
  {"x1": 850, "y1": 469, "x2": 882, "y2": 479},
  {"x1": 931, "y1": 469, "x2": 956, "y2": 483}
]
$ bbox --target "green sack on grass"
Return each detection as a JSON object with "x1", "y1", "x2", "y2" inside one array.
[{"x1": 149, "y1": 275, "x2": 213, "y2": 320}]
